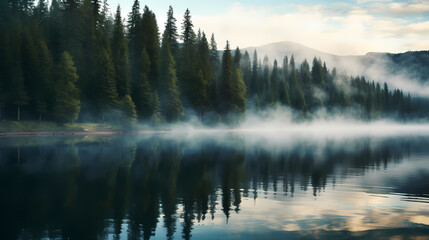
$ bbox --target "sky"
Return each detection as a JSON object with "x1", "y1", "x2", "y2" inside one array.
[{"x1": 108, "y1": 0, "x2": 429, "y2": 55}]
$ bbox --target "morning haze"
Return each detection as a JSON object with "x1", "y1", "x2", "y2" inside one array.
[{"x1": 0, "y1": 0, "x2": 428, "y2": 239}]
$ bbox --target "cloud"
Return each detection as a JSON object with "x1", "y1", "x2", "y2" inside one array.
[
  {"x1": 191, "y1": 2, "x2": 429, "y2": 55},
  {"x1": 368, "y1": 1, "x2": 429, "y2": 16}
]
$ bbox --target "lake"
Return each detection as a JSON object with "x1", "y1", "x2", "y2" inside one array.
[{"x1": 1, "y1": 131, "x2": 429, "y2": 239}]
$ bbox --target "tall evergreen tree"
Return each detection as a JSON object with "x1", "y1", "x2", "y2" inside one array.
[
  {"x1": 208, "y1": 33, "x2": 220, "y2": 109},
  {"x1": 232, "y1": 47, "x2": 246, "y2": 112},
  {"x1": 127, "y1": 0, "x2": 141, "y2": 88},
  {"x1": 54, "y1": 51, "x2": 80, "y2": 123},
  {"x1": 279, "y1": 55, "x2": 291, "y2": 105},
  {"x1": 261, "y1": 55, "x2": 270, "y2": 104},
  {"x1": 96, "y1": 49, "x2": 118, "y2": 121},
  {"x1": 219, "y1": 41, "x2": 233, "y2": 113},
  {"x1": 270, "y1": 59, "x2": 280, "y2": 103},
  {"x1": 111, "y1": 5, "x2": 130, "y2": 97},
  {"x1": 164, "y1": 6, "x2": 179, "y2": 57},
  {"x1": 133, "y1": 48, "x2": 155, "y2": 120},
  {"x1": 194, "y1": 31, "x2": 211, "y2": 115},
  {"x1": 35, "y1": 36, "x2": 54, "y2": 121},
  {"x1": 289, "y1": 55, "x2": 306, "y2": 111},
  {"x1": 220, "y1": 42, "x2": 246, "y2": 113},
  {"x1": 161, "y1": 44, "x2": 184, "y2": 121},
  {"x1": 311, "y1": 57, "x2": 324, "y2": 88},
  {"x1": 6, "y1": 29, "x2": 29, "y2": 121},
  {"x1": 300, "y1": 59, "x2": 315, "y2": 108},
  {"x1": 251, "y1": 50, "x2": 259, "y2": 97},
  {"x1": 140, "y1": 6, "x2": 160, "y2": 88},
  {"x1": 34, "y1": 0, "x2": 48, "y2": 24},
  {"x1": 178, "y1": 8, "x2": 199, "y2": 107},
  {"x1": 160, "y1": 16, "x2": 183, "y2": 121},
  {"x1": 241, "y1": 51, "x2": 251, "y2": 97}
]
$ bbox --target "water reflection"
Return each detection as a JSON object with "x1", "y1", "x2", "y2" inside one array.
[{"x1": 0, "y1": 134, "x2": 429, "y2": 239}]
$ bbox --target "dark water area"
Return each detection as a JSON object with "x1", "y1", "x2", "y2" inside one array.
[{"x1": 1, "y1": 133, "x2": 429, "y2": 240}]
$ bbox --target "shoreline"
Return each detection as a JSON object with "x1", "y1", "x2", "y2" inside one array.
[{"x1": 0, "y1": 130, "x2": 174, "y2": 137}]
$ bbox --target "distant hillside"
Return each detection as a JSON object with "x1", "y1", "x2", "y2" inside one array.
[{"x1": 242, "y1": 42, "x2": 429, "y2": 96}]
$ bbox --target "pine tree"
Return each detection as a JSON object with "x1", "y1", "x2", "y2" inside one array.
[
  {"x1": 6, "y1": 29, "x2": 29, "y2": 121},
  {"x1": 208, "y1": 33, "x2": 220, "y2": 109},
  {"x1": 96, "y1": 49, "x2": 118, "y2": 121},
  {"x1": 111, "y1": 5, "x2": 130, "y2": 97},
  {"x1": 133, "y1": 48, "x2": 155, "y2": 120},
  {"x1": 127, "y1": 0, "x2": 141, "y2": 87},
  {"x1": 289, "y1": 55, "x2": 306, "y2": 111},
  {"x1": 165, "y1": 6, "x2": 179, "y2": 57},
  {"x1": 10, "y1": 63, "x2": 28, "y2": 121},
  {"x1": 195, "y1": 31, "x2": 211, "y2": 115},
  {"x1": 300, "y1": 59, "x2": 315, "y2": 108},
  {"x1": 178, "y1": 8, "x2": 199, "y2": 108},
  {"x1": 54, "y1": 51, "x2": 80, "y2": 123},
  {"x1": 270, "y1": 59, "x2": 280, "y2": 104},
  {"x1": 241, "y1": 51, "x2": 251, "y2": 97},
  {"x1": 279, "y1": 55, "x2": 290, "y2": 106},
  {"x1": 79, "y1": 0, "x2": 98, "y2": 111},
  {"x1": 35, "y1": 37, "x2": 54, "y2": 121},
  {"x1": 232, "y1": 47, "x2": 246, "y2": 113},
  {"x1": 220, "y1": 42, "x2": 246, "y2": 113},
  {"x1": 311, "y1": 57, "x2": 324, "y2": 88},
  {"x1": 251, "y1": 50, "x2": 259, "y2": 96},
  {"x1": 261, "y1": 55, "x2": 270, "y2": 104},
  {"x1": 18, "y1": 0, "x2": 35, "y2": 16},
  {"x1": 181, "y1": 9, "x2": 196, "y2": 46},
  {"x1": 160, "y1": 15, "x2": 183, "y2": 121},
  {"x1": 140, "y1": 6, "x2": 160, "y2": 89},
  {"x1": 160, "y1": 43, "x2": 184, "y2": 121},
  {"x1": 34, "y1": 0, "x2": 48, "y2": 24},
  {"x1": 220, "y1": 41, "x2": 233, "y2": 113},
  {"x1": 46, "y1": 0, "x2": 61, "y2": 62},
  {"x1": 118, "y1": 94, "x2": 137, "y2": 123},
  {"x1": 282, "y1": 56, "x2": 289, "y2": 83}
]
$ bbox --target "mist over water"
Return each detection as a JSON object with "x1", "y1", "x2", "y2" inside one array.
[{"x1": 163, "y1": 106, "x2": 429, "y2": 141}]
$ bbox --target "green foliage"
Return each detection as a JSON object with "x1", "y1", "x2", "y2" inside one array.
[
  {"x1": 118, "y1": 94, "x2": 137, "y2": 123},
  {"x1": 111, "y1": 5, "x2": 130, "y2": 97},
  {"x1": 54, "y1": 51, "x2": 80, "y2": 123},
  {"x1": 160, "y1": 44, "x2": 184, "y2": 121},
  {"x1": 96, "y1": 49, "x2": 118, "y2": 115},
  {"x1": 133, "y1": 48, "x2": 155, "y2": 120},
  {"x1": 0, "y1": 0, "x2": 425, "y2": 124},
  {"x1": 165, "y1": 6, "x2": 179, "y2": 57},
  {"x1": 141, "y1": 6, "x2": 160, "y2": 88},
  {"x1": 241, "y1": 51, "x2": 252, "y2": 97},
  {"x1": 220, "y1": 43, "x2": 246, "y2": 113},
  {"x1": 208, "y1": 33, "x2": 220, "y2": 109}
]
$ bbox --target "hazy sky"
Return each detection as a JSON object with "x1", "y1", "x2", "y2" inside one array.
[{"x1": 109, "y1": 0, "x2": 429, "y2": 55}]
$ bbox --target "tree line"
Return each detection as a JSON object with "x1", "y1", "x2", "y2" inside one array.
[{"x1": 0, "y1": 0, "x2": 422, "y2": 124}]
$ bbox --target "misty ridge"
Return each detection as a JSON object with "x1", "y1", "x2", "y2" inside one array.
[{"x1": 1, "y1": 0, "x2": 429, "y2": 131}]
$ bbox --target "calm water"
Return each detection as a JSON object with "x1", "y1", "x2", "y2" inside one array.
[{"x1": 1, "y1": 132, "x2": 429, "y2": 239}]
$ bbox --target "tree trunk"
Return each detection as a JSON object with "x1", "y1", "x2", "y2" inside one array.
[
  {"x1": 39, "y1": 113, "x2": 42, "y2": 121},
  {"x1": 17, "y1": 146, "x2": 20, "y2": 164},
  {"x1": 17, "y1": 105, "x2": 20, "y2": 121}
]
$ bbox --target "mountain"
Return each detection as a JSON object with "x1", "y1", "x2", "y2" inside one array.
[{"x1": 243, "y1": 41, "x2": 429, "y2": 96}]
